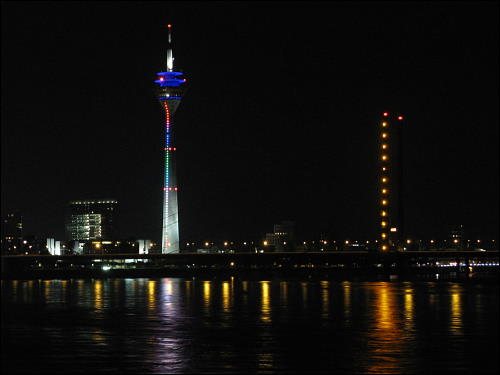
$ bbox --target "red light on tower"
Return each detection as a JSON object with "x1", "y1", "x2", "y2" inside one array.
[
  {"x1": 383, "y1": 112, "x2": 389, "y2": 117},
  {"x1": 398, "y1": 116, "x2": 404, "y2": 120}
]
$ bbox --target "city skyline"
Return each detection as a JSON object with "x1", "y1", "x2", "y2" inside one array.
[{"x1": 1, "y1": 2, "x2": 498, "y2": 243}]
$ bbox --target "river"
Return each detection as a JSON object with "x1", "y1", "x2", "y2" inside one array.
[{"x1": 1, "y1": 278, "x2": 498, "y2": 373}]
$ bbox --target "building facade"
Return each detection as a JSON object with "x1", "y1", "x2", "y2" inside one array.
[
  {"x1": 65, "y1": 200, "x2": 117, "y2": 241},
  {"x1": 265, "y1": 221, "x2": 295, "y2": 251},
  {"x1": 1, "y1": 211, "x2": 23, "y2": 253}
]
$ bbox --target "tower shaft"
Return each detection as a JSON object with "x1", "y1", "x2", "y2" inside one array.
[
  {"x1": 161, "y1": 102, "x2": 180, "y2": 252},
  {"x1": 378, "y1": 112, "x2": 404, "y2": 252},
  {"x1": 155, "y1": 25, "x2": 187, "y2": 254}
]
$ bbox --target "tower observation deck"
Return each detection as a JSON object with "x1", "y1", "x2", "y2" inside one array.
[{"x1": 154, "y1": 24, "x2": 187, "y2": 253}]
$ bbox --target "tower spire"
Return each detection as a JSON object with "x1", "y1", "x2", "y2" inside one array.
[{"x1": 166, "y1": 24, "x2": 174, "y2": 72}]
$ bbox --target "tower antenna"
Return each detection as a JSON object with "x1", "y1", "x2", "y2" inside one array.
[{"x1": 166, "y1": 24, "x2": 173, "y2": 72}]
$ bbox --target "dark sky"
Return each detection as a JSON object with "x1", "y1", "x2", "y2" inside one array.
[{"x1": 1, "y1": 1, "x2": 498, "y2": 243}]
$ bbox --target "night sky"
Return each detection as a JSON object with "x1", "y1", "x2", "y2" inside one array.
[{"x1": 1, "y1": 1, "x2": 498, "y2": 243}]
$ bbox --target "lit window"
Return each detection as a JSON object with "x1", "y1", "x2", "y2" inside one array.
[
  {"x1": 382, "y1": 144, "x2": 388, "y2": 149},
  {"x1": 382, "y1": 122, "x2": 387, "y2": 127},
  {"x1": 381, "y1": 221, "x2": 387, "y2": 227},
  {"x1": 381, "y1": 233, "x2": 387, "y2": 239},
  {"x1": 382, "y1": 177, "x2": 388, "y2": 183},
  {"x1": 382, "y1": 133, "x2": 388, "y2": 138},
  {"x1": 381, "y1": 210, "x2": 387, "y2": 216},
  {"x1": 381, "y1": 200, "x2": 388, "y2": 205},
  {"x1": 382, "y1": 189, "x2": 388, "y2": 194},
  {"x1": 382, "y1": 155, "x2": 388, "y2": 161}
]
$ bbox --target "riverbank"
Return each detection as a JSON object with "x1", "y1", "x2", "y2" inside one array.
[{"x1": 2, "y1": 266, "x2": 498, "y2": 282}]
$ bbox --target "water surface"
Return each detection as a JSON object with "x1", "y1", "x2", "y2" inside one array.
[{"x1": 1, "y1": 278, "x2": 498, "y2": 373}]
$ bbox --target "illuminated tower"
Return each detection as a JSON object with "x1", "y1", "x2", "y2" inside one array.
[
  {"x1": 378, "y1": 112, "x2": 404, "y2": 251},
  {"x1": 154, "y1": 25, "x2": 187, "y2": 253}
]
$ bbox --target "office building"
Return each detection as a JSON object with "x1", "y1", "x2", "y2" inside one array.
[
  {"x1": 1, "y1": 211, "x2": 23, "y2": 253},
  {"x1": 265, "y1": 221, "x2": 295, "y2": 251},
  {"x1": 66, "y1": 200, "x2": 117, "y2": 241}
]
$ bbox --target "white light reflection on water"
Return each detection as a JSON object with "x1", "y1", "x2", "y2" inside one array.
[
  {"x1": 150, "y1": 278, "x2": 187, "y2": 374},
  {"x1": 160, "y1": 278, "x2": 177, "y2": 317}
]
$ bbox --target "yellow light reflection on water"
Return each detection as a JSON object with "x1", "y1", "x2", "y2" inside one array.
[
  {"x1": 222, "y1": 281, "x2": 231, "y2": 312},
  {"x1": 60, "y1": 280, "x2": 68, "y2": 304},
  {"x1": 404, "y1": 287, "x2": 414, "y2": 331},
  {"x1": 257, "y1": 352, "x2": 274, "y2": 371},
  {"x1": 342, "y1": 281, "x2": 351, "y2": 320},
  {"x1": 91, "y1": 327, "x2": 107, "y2": 347},
  {"x1": 260, "y1": 281, "x2": 271, "y2": 323},
  {"x1": 43, "y1": 280, "x2": 51, "y2": 299},
  {"x1": 301, "y1": 282, "x2": 308, "y2": 308},
  {"x1": 148, "y1": 280, "x2": 156, "y2": 311},
  {"x1": 94, "y1": 280, "x2": 103, "y2": 310},
  {"x1": 366, "y1": 283, "x2": 407, "y2": 374},
  {"x1": 241, "y1": 281, "x2": 249, "y2": 306},
  {"x1": 450, "y1": 285, "x2": 463, "y2": 336},
  {"x1": 279, "y1": 281, "x2": 288, "y2": 306},
  {"x1": 378, "y1": 285, "x2": 394, "y2": 330},
  {"x1": 184, "y1": 280, "x2": 192, "y2": 301},
  {"x1": 320, "y1": 281, "x2": 330, "y2": 318},
  {"x1": 23, "y1": 280, "x2": 34, "y2": 301},
  {"x1": 203, "y1": 281, "x2": 211, "y2": 309}
]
